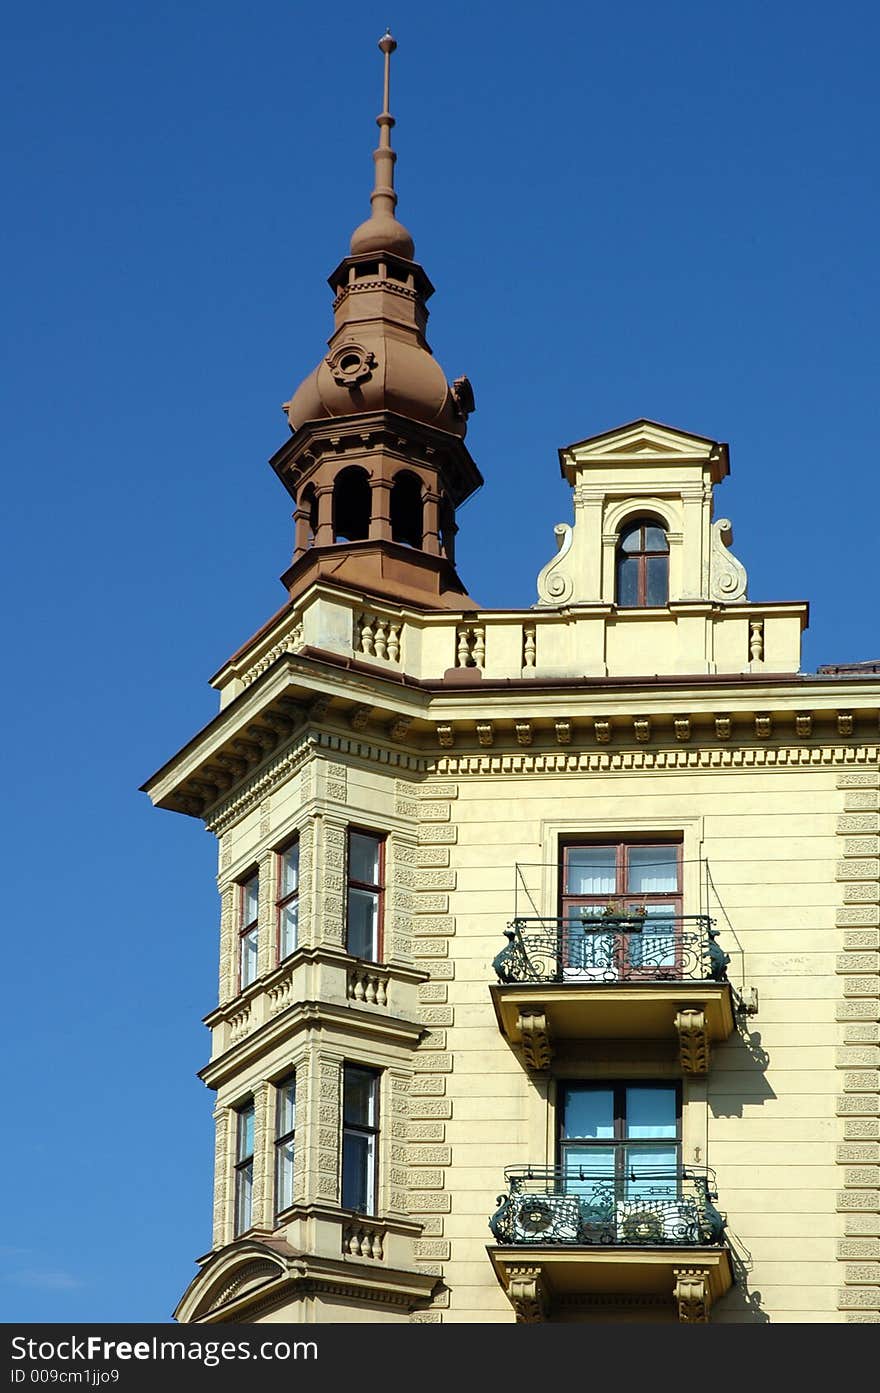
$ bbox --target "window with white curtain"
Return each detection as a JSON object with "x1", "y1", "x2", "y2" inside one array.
[{"x1": 560, "y1": 840, "x2": 681, "y2": 977}]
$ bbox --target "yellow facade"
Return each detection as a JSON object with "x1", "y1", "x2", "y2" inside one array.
[
  {"x1": 144, "y1": 420, "x2": 880, "y2": 1323},
  {"x1": 142, "y1": 38, "x2": 880, "y2": 1327}
]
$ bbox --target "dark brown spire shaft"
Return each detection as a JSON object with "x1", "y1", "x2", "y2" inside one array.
[{"x1": 370, "y1": 32, "x2": 398, "y2": 224}]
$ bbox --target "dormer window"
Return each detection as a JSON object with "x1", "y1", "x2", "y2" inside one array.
[{"x1": 616, "y1": 519, "x2": 669, "y2": 608}]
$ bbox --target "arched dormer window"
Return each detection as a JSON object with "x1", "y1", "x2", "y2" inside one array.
[
  {"x1": 390, "y1": 471, "x2": 423, "y2": 548},
  {"x1": 616, "y1": 518, "x2": 669, "y2": 607},
  {"x1": 333, "y1": 467, "x2": 371, "y2": 543}
]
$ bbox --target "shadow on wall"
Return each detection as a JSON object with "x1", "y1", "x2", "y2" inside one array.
[
  {"x1": 715, "y1": 1234, "x2": 771, "y2": 1323},
  {"x1": 708, "y1": 1021, "x2": 775, "y2": 1119}
]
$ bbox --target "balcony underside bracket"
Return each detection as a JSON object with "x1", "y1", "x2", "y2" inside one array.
[
  {"x1": 507, "y1": 1264, "x2": 548, "y2": 1323},
  {"x1": 517, "y1": 1008, "x2": 553, "y2": 1069},
  {"x1": 674, "y1": 1008, "x2": 710, "y2": 1075},
  {"x1": 674, "y1": 1267, "x2": 712, "y2": 1322}
]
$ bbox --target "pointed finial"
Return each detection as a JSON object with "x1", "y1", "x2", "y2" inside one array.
[{"x1": 349, "y1": 30, "x2": 414, "y2": 259}]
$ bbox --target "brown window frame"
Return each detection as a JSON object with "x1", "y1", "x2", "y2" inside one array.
[
  {"x1": 345, "y1": 827, "x2": 385, "y2": 964},
  {"x1": 615, "y1": 518, "x2": 669, "y2": 608},
  {"x1": 559, "y1": 838, "x2": 682, "y2": 977},
  {"x1": 233, "y1": 1099, "x2": 255, "y2": 1236},
  {"x1": 237, "y1": 868, "x2": 260, "y2": 993},
  {"x1": 558, "y1": 1080, "x2": 683, "y2": 1185},
  {"x1": 341, "y1": 1064, "x2": 381, "y2": 1216},
  {"x1": 275, "y1": 837, "x2": 300, "y2": 965},
  {"x1": 274, "y1": 1072, "x2": 297, "y2": 1219}
]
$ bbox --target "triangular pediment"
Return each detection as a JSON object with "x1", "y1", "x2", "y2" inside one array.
[{"x1": 559, "y1": 419, "x2": 728, "y2": 480}]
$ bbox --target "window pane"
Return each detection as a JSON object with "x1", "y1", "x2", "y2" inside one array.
[
  {"x1": 276, "y1": 1140, "x2": 295, "y2": 1213},
  {"x1": 240, "y1": 927, "x2": 258, "y2": 987},
  {"x1": 644, "y1": 525, "x2": 668, "y2": 552},
  {"x1": 646, "y1": 554, "x2": 668, "y2": 606},
  {"x1": 625, "y1": 1146, "x2": 677, "y2": 1200},
  {"x1": 343, "y1": 1068, "x2": 377, "y2": 1126},
  {"x1": 616, "y1": 554, "x2": 639, "y2": 606},
  {"x1": 342, "y1": 1132, "x2": 374, "y2": 1213},
  {"x1": 242, "y1": 874, "x2": 259, "y2": 924},
  {"x1": 628, "y1": 921, "x2": 676, "y2": 970},
  {"x1": 565, "y1": 917, "x2": 616, "y2": 975},
  {"x1": 627, "y1": 846, "x2": 678, "y2": 895},
  {"x1": 280, "y1": 844, "x2": 299, "y2": 898},
  {"x1": 347, "y1": 888, "x2": 378, "y2": 960},
  {"x1": 235, "y1": 1162, "x2": 253, "y2": 1233},
  {"x1": 349, "y1": 833, "x2": 380, "y2": 885},
  {"x1": 562, "y1": 1086, "x2": 615, "y2": 1140},
  {"x1": 619, "y1": 524, "x2": 642, "y2": 554},
  {"x1": 625, "y1": 1086, "x2": 677, "y2": 1138},
  {"x1": 565, "y1": 847, "x2": 616, "y2": 896},
  {"x1": 237, "y1": 1104, "x2": 254, "y2": 1161},
  {"x1": 563, "y1": 1145, "x2": 615, "y2": 1200},
  {"x1": 277, "y1": 1080, "x2": 296, "y2": 1137},
  {"x1": 279, "y1": 901, "x2": 298, "y2": 959}
]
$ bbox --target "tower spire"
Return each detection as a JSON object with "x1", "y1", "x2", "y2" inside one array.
[{"x1": 350, "y1": 31, "x2": 414, "y2": 259}]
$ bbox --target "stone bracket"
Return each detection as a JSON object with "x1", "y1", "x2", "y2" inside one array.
[
  {"x1": 673, "y1": 1266, "x2": 712, "y2": 1322},
  {"x1": 675, "y1": 1008, "x2": 710, "y2": 1075},
  {"x1": 517, "y1": 1008, "x2": 553, "y2": 1070},
  {"x1": 507, "y1": 1264, "x2": 548, "y2": 1323}
]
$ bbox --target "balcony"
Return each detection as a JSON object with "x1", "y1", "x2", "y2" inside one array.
[
  {"x1": 490, "y1": 912, "x2": 735, "y2": 1073},
  {"x1": 487, "y1": 1166, "x2": 733, "y2": 1322}
]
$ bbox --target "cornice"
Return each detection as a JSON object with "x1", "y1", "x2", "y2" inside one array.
[
  {"x1": 432, "y1": 743, "x2": 879, "y2": 777},
  {"x1": 199, "y1": 996, "x2": 425, "y2": 1091}
]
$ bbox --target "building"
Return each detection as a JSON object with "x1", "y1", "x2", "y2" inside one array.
[{"x1": 142, "y1": 34, "x2": 880, "y2": 1325}]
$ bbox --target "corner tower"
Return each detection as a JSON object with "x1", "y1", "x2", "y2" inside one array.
[{"x1": 274, "y1": 31, "x2": 482, "y2": 612}]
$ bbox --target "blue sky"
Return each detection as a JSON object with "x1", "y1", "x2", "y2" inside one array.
[{"x1": 2, "y1": 1, "x2": 878, "y2": 1322}]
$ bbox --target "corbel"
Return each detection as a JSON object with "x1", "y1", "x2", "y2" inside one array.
[
  {"x1": 476, "y1": 721, "x2": 495, "y2": 747},
  {"x1": 233, "y1": 738, "x2": 263, "y2": 765},
  {"x1": 554, "y1": 719, "x2": 572, "y2": 745},
  {"x1": 714, "y1": 715, "x2": 731, "y2": 741},
  {"x1": 674, "y1": 717, "x2": 691, "y2": 742},
  {"x1": 215, "y1": 752, "x2": 249, "y2": 779},
  {"x1": 837, "y1": 711, "x2": 853, "y2": 736},
  {"x1": 754, "y1": 715, "x2": 772, "y2": 739},
  {"x1": 633, "y1": 718, "x2": 651, "y2": 744},
  {"x1": 506, "y1": 1266, "x2": 548, "y2": 1324},
  {"x1": 795, "y1": 712, "x2": 812, "y2": 738},
  {"x1": 436, "y1": 724, "x2": 455, "y2": 748},
  {"x1": 673, "y1": 1268, "x2": 711, "y2": 1323},
  {"x1": 515, "y1": 721, "x2": 533, "y2": 747},
  {"x1": 517, "y1": 1009, "x2": 553, "y2": 1070},
  {"x1": 674, "y1": 1009, "x2": 710, "y2": 1075},
  {"x1": 389, "y1": 716, "x2": 412, "y2": 743},
  {"x1": 349, "y1": 705, "x2": 372, "y2": 731},
  {"x1": 594, "y1": 719, "x2": 611, "y2": 744}
]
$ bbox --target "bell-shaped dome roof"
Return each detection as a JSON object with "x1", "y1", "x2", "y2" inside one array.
[{"x1": 284, "y1": 32, "x2": 471, "y2": 441}]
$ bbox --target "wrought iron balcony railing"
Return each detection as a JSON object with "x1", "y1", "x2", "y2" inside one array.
[
  {"x1": 489, "y1": 1166, "x2": 727, "y2": 1248},
  {"x1": 492, "y1": 912, "x2": 730, "y2": 985}
]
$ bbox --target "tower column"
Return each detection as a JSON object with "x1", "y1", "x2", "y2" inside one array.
[
  {"x1": 369, "y1": 477, "x2": 393, "y2": 542},
  {"x1": 293, "y1": 506, "x2": 311, "y2": 559},
  {"x1": 314, "y1": 485, "x2": 334, "y2": 547},
  {"x1": 423, "y1": 491, "x2": 441, "y2": 556}
]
